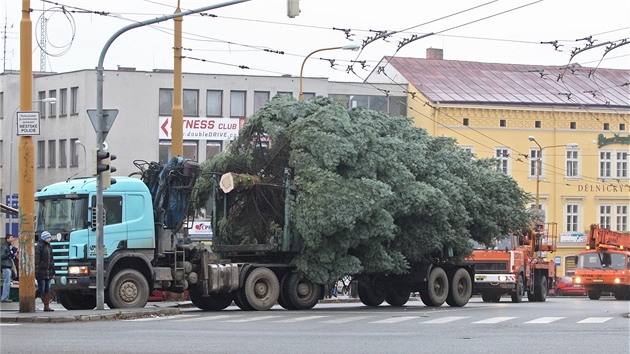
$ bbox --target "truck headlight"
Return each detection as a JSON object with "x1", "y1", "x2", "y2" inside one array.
[
  {"x1": 498, "y1": 275, "x2": 507, "y2": 281},
  {"x1": 614, "y1": 278, "x2": 621, "y2": 284},
  {"x1": 574, "y1": 277, "x2": 582, "y2": 284},
  {"x1": 68, "y1": 266, "x2": 89, "y2": 275}
]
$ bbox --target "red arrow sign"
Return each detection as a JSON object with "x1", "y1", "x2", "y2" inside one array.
[{"x1": 161, "y1": 118, "x2": 169, "y2": 137}]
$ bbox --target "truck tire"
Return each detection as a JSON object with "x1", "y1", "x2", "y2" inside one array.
[
  {"x1": 534, "y1": 275, "x2": 547, "y2": 302},
  {"x1": 358, "y1": 284, "x2": 386, "y2": 307},
  {"x1": 57, "y1": 290, "x2": 96, "y2": 310},
  {"x1": 446, "y1": 268, "x2": 472, "y2": 307},
  {"x1": 107, "y1": 269, "x2": 149, "y2": 309},
  {"x1": 614, "y1": 289, "x2": 630, "y2": 300},
  {"x1": 244, "y1": 267, "x2": 280, "y2": 311},
  {"x1": 385, "y1": 289, "x2": 410, "y2": 307},
  {"x1": 233, "y1": 288, "x2": 255, "y2": 311},
  {"x1": 189, "y1": 286, "x2": 233, "y2": 311},
  {"x1": 511, "y1": 274, "x2": 524, "y2": 303},
  {"x1": 425, "y1": 267, "x2": 448, "y2": 306},
  {"x1": 281, "y1": 273, "x2": 321, "y2": 310},
  {"x1": 481, "y1": 292, "x2": 501, "y2": 303},
  {"x1": 587, "y1": 289, "x2": 602, "y2": 300}
]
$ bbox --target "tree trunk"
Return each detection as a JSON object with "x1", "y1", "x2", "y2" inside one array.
[{"x1": 220, "y1": 172, "x2": 261, "y2": 193}]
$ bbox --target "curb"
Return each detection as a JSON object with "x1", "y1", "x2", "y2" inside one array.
[{"x1": 0, "y1": 307, "x2": 181, "y2": 323}]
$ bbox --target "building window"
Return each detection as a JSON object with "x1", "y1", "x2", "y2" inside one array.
[
  {"x1": 603, "y1": 123, "x2": 609, "y2": 130},
  {"x1": 350, "y1": 95, "x2": 369, "y2": 108},
  {"x1": 70, "y1": 138, "x2": 79, "y2": 167},
  {"x1": 460, "y1": 146, "x2": 474, "y2": 154},
  {"x1": 616, "y1": 151, "x2": 628, "y2": 178},
  {"x1": 206, "y1": 90, "x2": 222, "y2": 117},
  {"x1": 495, "y1": 148, "x2": 510, "y2": 174},
  {"x1": 59, "y1": 88, "x2": 67, "y2": 116},
  {"x1": 159, "y1": 140, "x2": 198, "y2": 162},
  {"x1": 59, "y1": 139, "x2": 67, "y2": 167},
  {"x1": 566, "y1": 203, "x2": 579, "y2": 232},
  {"x1": 302, "y1": 92, "x2": 316, "y2": 101},
  {"x1": 620, "y1": 123, "x2": 626, "y2": 131},
  {"x1": 535, "y1": 121, "x2": 541, "y2": 128},
  {"x1": 0, "y1": 92, "x2": 4, "y2": 119},
  {"x1": 48, "y1": 140, "x2": 56, "y2": 167},
  {"x1": 159, "y1": 88, "x2": 174, "y2": 116},
  {"x1": 254, "y1": 91, "x2": 270, "y2": 113},
  {"x1": 463, "y1": 118, "x2": 469, "y2": 126},
  {"x1": 38, "y1": 91, "x2": 46, "y2": 118},
  {"x1": 159, "y1": 140, "x2": 171, "y2": 163},
  {"x1": 566, "y1": 149, "x2": 579, "y2": 178},
  {"x1": 183, "y1": 89, "x2": 199, "y2": 116},
  {"x1": 37, "y1": 140, "x2": 46, "y2": 168},
  {"x1": 530, "y1": 202, "x2": 546, "y2": 223},
  {"x1": 570, "y1": 122, "x2": 576, "y2": 129},
  {"x1": 599, "y1": 204, "x2": 612, "y2": 229},
  {"x1": 0, "y1": 140, "x2": 3, "y2": 166},
  {"x1": 277, "y1": 91, "x2": 293, "y2": 98},
  {"x1": 48, "y1": 90, "x2": 57, "y2": 118},
  {"x1": 206, "y1": 142, "x2": 222, "y2": 161},
  {"x1": 230, "y1": 91, "x2": 246, "y2": 117},
  {"x1": 617, "y1": 205, "x2": 628, "y2": 231},
  {"x1": 70, "y1": 87, "x2": 79, "y2": 115},
  {"x1": 388, "y1": 96, "x2": 406, "y2": 116},
  {"x1": 499, "y1": 119, "x2": 506, "y2": 127},
  {"x1": 529, "y1": 148, "x2": 542, "y2": 178},
  {"x1": 183, "y1": 140, "x2": 198, "y2": 160},
  {"x1": 599, "y1": 151, "x2": 612, "y2": 178}
]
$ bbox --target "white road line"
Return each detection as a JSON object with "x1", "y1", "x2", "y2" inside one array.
[
  {"x1": 0, "y1": 323, "x2": 20, "y2": 326},
  {"x1": 577, "y1": 317, "x2": 613, "y2": 324},
  {"x1": 524, "y1": 317, "x2": 565, "y2": 324},
  {"x1": 370, "y1": 316, "x2": 420, "y2": 324},
  {"x1": 224, "y1": 315, "x2": 282, "y2": 323},
  {"x1": 172, "y1": 314, "x2": 238, "y2": 322},
  {"x1": 472, "y1": 317, "x2": 517, "y2": 324},
  {"x1": 421, "y1": 316, "x2": 470, "y2": 324},
  {"x1": 274, "y1": 315, "x2": 329, "y2": 323},
  {"x1": 321, "y1": 316, "x2": 373, "y2": 324}
]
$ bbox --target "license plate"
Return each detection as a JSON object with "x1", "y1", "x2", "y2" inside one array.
[
  {"x1": 592, "y1": 279, "x2": 604, "y2": 283},
  {"x1": 475, "y1": 275, "x2": 487, "y2": 281}
]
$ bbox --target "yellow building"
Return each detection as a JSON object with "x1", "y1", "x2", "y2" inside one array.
[{"x1": 367, "y1": 49, "x2": 630, "y2": 276}]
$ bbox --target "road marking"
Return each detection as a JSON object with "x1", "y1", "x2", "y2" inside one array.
[
  {"x1": 274, "y1": 315, "x2": 329, "y2": 323},
  {"x1": 421, "y1": 316, "x2": 470, "y2": 324},
  {"x1": 524, "y1": 317, "x2": 565, "y2": 324},
  {"x1": 172, "y1": 314, "x2": 237, "y2": 322},
  {"x1": 370, "y1": 316, "x2": 420, "y2": 324},
  {"x1": 224, "y1": 315, "x2": 282, "y2": 323},
  {"x1": 577, "y1": 317, "x2": 613, "y2": 324},
  {"x1": 472, "y1": 317, "x2": 517, "y2": 324},
  {"x1": 0, "y1": 323, "x2": 20, "y2": 326},
  {"x1": 321, "y1": 316, "x2": 373, "y2": 324}
]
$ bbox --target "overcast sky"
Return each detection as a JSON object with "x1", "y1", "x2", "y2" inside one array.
[{"x1": 2, "y1": 0, "x2": 629, "y2": 82}]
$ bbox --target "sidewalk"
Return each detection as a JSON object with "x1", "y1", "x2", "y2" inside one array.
[{"x1": 0, "y1": 300, "x2": 183, "y2": 324}]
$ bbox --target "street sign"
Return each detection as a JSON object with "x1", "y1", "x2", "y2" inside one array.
[
  {"x1": 17, "y1": 111, "x2": 40, "y2": 136},
  {"x1": 87, "y1": 109, "x2": 119, "y2": 140}
]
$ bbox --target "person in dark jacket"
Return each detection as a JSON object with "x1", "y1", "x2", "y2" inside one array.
[
  {"x1": 35, "y1": 231, "x2": 56, "y2": 311},
  {"x1": 1, "y1": 234, "x2": 16, "y2": 302}
]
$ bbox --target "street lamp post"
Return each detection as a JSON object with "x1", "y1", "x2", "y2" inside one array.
[
  {"x1": 528, "y1": 136, "x2": 578, "y2": 221},
  {"x1": 75, "y1": 140, "x2": 87, "y2": 176},
  {"x1": 298, "y1": 43, "x2": 361, "y2": 101},
  {"x1": 8, "y1": 97, "x2": 58, "y2": 198}
]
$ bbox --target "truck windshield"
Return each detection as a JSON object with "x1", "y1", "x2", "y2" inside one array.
[
  {"x1": 36, "y1": 197, "x2": 88, "y2": 233},
  {"x1": 577, "y1": 252, "x2": 628, "y2": 270}
]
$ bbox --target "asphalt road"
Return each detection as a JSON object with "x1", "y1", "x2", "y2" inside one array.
[{"x1": 1, "y1": 296, "x2": 628, "y2": 354}]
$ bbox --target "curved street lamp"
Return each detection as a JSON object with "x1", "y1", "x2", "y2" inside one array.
[
  {"x1": 298, "y1": 43, "x2": 361, "y2": 101},
  {"x1": 74, "y1": 140, "x2": 88, "y2": 176},
  {"x1": 528, "y1": 136, "x2": 578, "y2": 220},
  {"x1": 8, "y1": 97, "x2": 58, "y2": 198}
]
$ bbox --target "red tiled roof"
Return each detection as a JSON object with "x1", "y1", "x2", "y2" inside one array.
[{"x1": 385, "y1": 57, "x2": 630, "y2": 108}]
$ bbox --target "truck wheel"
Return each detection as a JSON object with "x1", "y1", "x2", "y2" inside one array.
[
  {"x1": 614, "y1": 290, "x2": 630, "y2": 300},
  {"x1": 481, "y1": 293, "x2": 501, "y2": 303},
  {"x1": 189, "y1": 286, "x2": 232, "y2": 311},
  {"x1": 282, "y1": 273, "x2": 321, "y2": 310},
  {"x1": 446, "y1": 268, "x2": 472, "y2": 307},
  {"x1": 233, "y1": 288, "x2": 254, "y2": 311},
  {"x1": 57, "y1": 290, "x2": 96, "y2": 310},
  {"x1": 425, "y1": 267, "x2": 448, "y2": 306},
  {"x1": 534, "y1": 275, "x2": 547, "y2": 302},
  {"x1": 419, "y1": 288, "x2": 432, "y2": 306},
  {"x1": 358, "y1": 284, "x2": 386, "y2": 306},
  {"x1": 244, "y1": 267, "x2": 279, "y2": 311},
  {"x1": 587, "y1": 290, "x2": 602, "y2": 300},
  {"x1": 107, "y1": 269, "x2": 149, "y2": 309},
  {"x1": 385, "y1": 289, "x2": 410, "y2": 307},
  {"x1": 511, "y1": 274, "x2": 524, "y2": 303}
]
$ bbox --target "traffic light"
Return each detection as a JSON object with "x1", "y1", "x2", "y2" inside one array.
[
  {"x1": 92, "y1": 148, "x2": 117, "y2": 189},
  {"x1": 102, "y1": 153, "x2": 117, "y2": 189}
]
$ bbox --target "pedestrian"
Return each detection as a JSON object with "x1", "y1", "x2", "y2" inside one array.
[
  {"x1": 1, "y1": 234, "x2": 16, "y2": 303},
  {"x1": 35, "y1": 231, "x2": 56, "y2": 311},
  {"x1": 11, "y1": 236, "x2": 19, "y2": 281}
]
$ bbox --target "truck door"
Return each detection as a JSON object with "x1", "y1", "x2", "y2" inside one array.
[{"x1": 88, "y1": 195, "x2": 127, "y2": 259}]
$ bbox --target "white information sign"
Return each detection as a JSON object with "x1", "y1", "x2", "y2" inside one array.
[
  {"x1": 17, "y1": 111, "x2": 40, "y2": 136},
  {"x1": 560, "y1": 232, "x2": 587, "y2": 243}
]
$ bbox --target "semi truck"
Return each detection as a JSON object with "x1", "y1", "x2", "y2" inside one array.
[
  {"x1": 574, "y1": 224, "x2": 630, "y2": 300},
  {"x1": 38, "y1": 158, "x2": 475, "y2": 311},
  {"x1": 466, "y1": 222, "x2": 557, "y2": 303}
]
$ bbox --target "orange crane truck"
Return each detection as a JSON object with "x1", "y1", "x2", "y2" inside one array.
[
  {"x1": 574, "y1": 224, "x2": 630, "y2": 300},
  {"x1": 467, "y1": 222, "x2": 557, "y2": 303}
]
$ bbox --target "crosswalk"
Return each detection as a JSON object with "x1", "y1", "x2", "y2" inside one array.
[{"x1": 125, "y1": 314, "x2": 617, "y2": 325}]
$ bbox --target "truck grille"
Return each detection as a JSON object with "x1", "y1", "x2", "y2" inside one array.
[
  {"x1": 472, "y1": 262, "x2": 508, "y2": 273},
  {"x1": 51, "y1": 241, "x2": 70, "y2": 275}
]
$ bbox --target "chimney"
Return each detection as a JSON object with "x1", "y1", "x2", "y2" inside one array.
[{"x1": 426, "y1": 48, "x2": 443, "y2": 60}]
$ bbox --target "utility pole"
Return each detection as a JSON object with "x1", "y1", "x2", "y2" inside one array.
[
  {"x1": 18, "y1": 0, "x2": 36, "y2": 313},
  {"x1": 171, "y1": 1, "x2": 183, "y2": 157}
]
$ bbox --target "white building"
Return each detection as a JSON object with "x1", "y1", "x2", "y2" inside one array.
[{"x1": 1, "y1": 69, "x2": 405, "y2": 235}]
